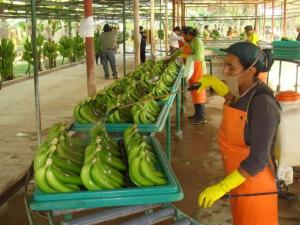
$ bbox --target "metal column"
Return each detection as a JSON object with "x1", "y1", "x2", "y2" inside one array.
[
  {"x1": 166, "y1": 113, "x2": 171, "y2": 160},
  {"x1": 30, "y1": 0, "x2": 42, "y2": 146},
  {"x1": 123, "y1": 0, "x2": 126, "y2": 76}
]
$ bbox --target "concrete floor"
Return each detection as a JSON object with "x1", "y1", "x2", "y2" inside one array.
[{"x1": 0, "y1": 55, "x2": 300, "y2": 225}]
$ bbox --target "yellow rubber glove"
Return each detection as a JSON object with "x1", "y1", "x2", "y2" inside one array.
[
  {"x1": 198, "y1": 170, "x2": 246, "y2": 208},
  {"x1": 197, "y1": 75, "x2": 230, "y2": 96}
]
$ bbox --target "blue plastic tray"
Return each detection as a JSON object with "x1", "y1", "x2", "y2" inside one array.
[
  {"x1": 30, "y1": 137, "x2": 183, "y2": 211},
  {"x1": 71, "y1": 70, "x2": 183, "y2": 133}
]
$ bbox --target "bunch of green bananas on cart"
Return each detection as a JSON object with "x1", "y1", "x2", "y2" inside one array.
[
  {"x1": 34, "y1": 123, "x2": 87, "y2": 193},
  {"x1": 131, "y1": 96, "x2": 161, "y2": 124},
  {"x1": 129, "y1": 59, "x2": 156, "y2": 80},
  {"x1": 74, "y1": 60, "x2": 179, "y2": 124},
  {"x1": 74, "y1": 96, "x2": 103, "y2": 124},
  {"x1": 81, "y1": 123, "x2": 126, "y2": 190},
  {"x1": 124, "y1": 125, "x2": 168, "y2": 186}
]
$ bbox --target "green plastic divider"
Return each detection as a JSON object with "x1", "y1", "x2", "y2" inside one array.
[{"x1": 30, "y1": 137, "x2": 183, "y2": 211}]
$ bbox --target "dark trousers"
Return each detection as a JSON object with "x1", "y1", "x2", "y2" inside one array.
[
  {"x1": 140, "y1": 48, "x2": 146, "y2": 63},
  {"x1": 101, "y1": 49, "x2": 118, "y2": 78}
]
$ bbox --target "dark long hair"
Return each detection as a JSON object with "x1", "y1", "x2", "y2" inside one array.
[{"x1": 182, "y1": 26, "x2": 198, "y2": 37}]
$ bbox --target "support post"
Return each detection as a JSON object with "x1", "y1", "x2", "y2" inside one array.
[
  {"x1": 166, "y1": 113, "x2": 171, "y2": 160},
  {"x1": 271, "y1": 0, "x2": 274, "y2": 40},
  {"x1": 123, "y1": 0, "x2": 126, "y2": 75},
  {"x1": 172, "y1": 0, "x2": 175, "y2": 29},
  {"x1": 30, "y1": 0, "x2": 42, "y2": 145},
  {"x1": 283, "y1": 0, "x2": 287, "y2": 36},
  {"x1": 176, "y1": 0, "x2": 180, "y2": 27},
  {"x1": 254, "y1": 4, "x2": 258, "y2": 31},
  {"x1": 150, "y1": 0, "x2": 156, "y2": 57},
  {"x1": 84, "y1": 0, "x2": 96, "y2": 96},
  {"x1": 181, "y1": 2, "x2": 185, "y2": 27},
  {"x1": 134, "y1": 0, "x2": 140, "y2": 66},
  {"x1": 165, "y1": 0, "x2": 169, "y2": 56},
  {"x1": 263, "y1": 3, "x2": 266, "y2": 39}
]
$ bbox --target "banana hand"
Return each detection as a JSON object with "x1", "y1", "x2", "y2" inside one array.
[
  {"x1": 198, "y1": 170, "x2": 246, "y2": 208},
  {"x1": 196, "y1": 75, "x2": 230, "y2": 97}
]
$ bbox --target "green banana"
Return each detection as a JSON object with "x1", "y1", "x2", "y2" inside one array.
[
  {"x1": 46, "y1": 161, "x2": 79, "y2": 192},
  {"x1": 34, "y1": 164, "x2": 57, "y2": 193},
  {"x1": 133, "y1": 110, "x2": 141, "y2": 124},
  {"x1": 60, "y1": 136, "x2": 84, "y2": 157},
  {"x1": 97, "y1": 158, "x2": 125, "y2": 186},
  {"x1": 56, "y1": 142, "x2": 83, "y2": 165},
  {"x1": 139, "y1": 111, "x2": 151, "y2": 124},
  {"x1": 98, "y1": 149, "x2": 126, "y2": 171},
  {"x1": 129, "y1": 155, "x2": 154, "y2": 187},
  {"x1": 80, "y1": 162, "x2": 102, "y2": 191},
  {"x1": 91, "y1": 160, "x2": 121, "y2": 189},
  {"x1": 34, "y1": 145, "x2": 56, "y2": 171},
  {"x1": 51, "y1": 164, "x2": 82, "y2": 185},
  {"x1": 52, "y1": 152, "x2": 82, "y2": 175},
  {"x1": 79, "y1": 103, "x2": 97, "y2": 123},
  {"x1": 74, "y1": 104, "x2": 89, "y2": 124},
  {"x1": 140, "y1": 155, "x2": 168, "y2": 186}
]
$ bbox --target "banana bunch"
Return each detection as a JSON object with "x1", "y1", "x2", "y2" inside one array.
[
  {"x1": 72, "y1": 33, "x2": 85, "y2": 61},
  {"x1": 159, "y1": 62, "x2": 179, "y2": 87},
  {"x1": 140, "y1": 71, "x2": 158, "y2": 92},
  {"x1": 151, "y1": 79, "x2": 171, "y2": 97},
  {"x1": 81, "y1": 123, "x2": 126, "y2": 190},
  {"x1": 34, "y1": 123, "x2": 87, "y2": 193},
  {"x1": 73, "y1": 60, "x2": 180, "y2": 124},
  {"x1": 58, "y1": 36, "x2": 73, "y2": 63},
  {"x1": 74, "y1": 96, "x2": 106, "y2": 124},
  {"x1": 0, "y1": 39, "x2": 16, "y2": 81},
  {"x1": 129, "y1": 59, "x2": 155, "y2": 80},
  {"x1": 124, "y1": 126, "x2": 168, "y2": 187},
  {"x1": 131, "y1": 98, "x2": 161, "y2": 124}
]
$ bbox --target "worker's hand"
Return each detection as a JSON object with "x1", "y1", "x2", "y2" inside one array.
[
  {"x1": 196, "y1": 75, "x2": 230, "y2": 97},
  {"x1": 163, "y1": 56, "x2": 172, "y2": 64},
  {"x1": 198, "y1": 170, "x2": 246, "y2": 208},
  {"x1": 198, "y1": 183, "x2": 227, "y2": 208}
]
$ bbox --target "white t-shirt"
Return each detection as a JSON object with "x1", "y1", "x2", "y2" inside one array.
[{"x1": 168, "y1": 31, "x2": 184, "y2": 48}]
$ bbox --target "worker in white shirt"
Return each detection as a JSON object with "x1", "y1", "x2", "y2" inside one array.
[{"x1": 169, "y1": 26, "x2": 184, "y2": 54}]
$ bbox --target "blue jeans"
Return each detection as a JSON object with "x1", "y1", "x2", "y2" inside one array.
[{"x1": 101, "y1": 49, "x2": 118, "y2": 78}]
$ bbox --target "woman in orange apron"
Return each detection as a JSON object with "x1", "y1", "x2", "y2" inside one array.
[
  {"x1": 197, "y1": 42, "x2": 280, "y2": 225},
  {"x1": 169, "y1": 26, "x2": 207, "y2": 124}
]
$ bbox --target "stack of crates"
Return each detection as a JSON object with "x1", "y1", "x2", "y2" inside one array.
[{"x1": 272, "y1": 41, "x2": 300, "y2": 60}]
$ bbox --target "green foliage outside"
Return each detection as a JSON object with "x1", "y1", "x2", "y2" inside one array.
[
  {"x1": 58, "y1": 36, "x2": 73, "y2": 64},
  {"x1": 72, "y1": 33, "x2": 85, "y2": 61},
  {"x1": 43, "y1": 40, "x2": 58, "y2": 69},
  {"x1": 0, "y1": 39, "x2": 17, "y2": 83}
]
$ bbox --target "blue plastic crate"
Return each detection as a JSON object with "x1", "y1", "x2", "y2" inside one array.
[{"x1": 29, "y1": 137, "x2": 183, "y2": 211}]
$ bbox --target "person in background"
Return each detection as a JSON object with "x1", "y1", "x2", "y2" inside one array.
[
  {"x1": 196, "y1": 42, "x2": 280, "y2": 225},
  {"x1": 168, "y1": 26, "x2": 207, "y2": 125},
  {"x1": 203, "y1": 25, "x2": 211, "y2": 41},
  {"x1": 139, "y1": 26, "x2": 147, "y2": 63},
  {"x1": 100, "y1": 24, "x2": 118, "y2": 79},
  {"x1": 296, "y1": 26, "x2": 300, "y2": 41},
  {"x1": 94, "y1": 26, "x2": 102, "y2": 66},
  {"x1": 178, "y1": 25, "x2": 186, "y2": 49},
  {"x1": 244, "y1": 25, "x2": 259, "y2": 46},
  {"x1": 169, "y1": 26, "x2": 184, "y2": 54},
  {"x1": 227, "y1": 27, "x2": 233, "y2": 39}
]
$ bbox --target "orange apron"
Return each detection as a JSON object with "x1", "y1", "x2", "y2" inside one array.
[
  {"x1": 218, "y1": 104, "x2": 278, "y2": 225},
  {"x1": 183, "y1": 45, "x2": 206, "y2": 104}
]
